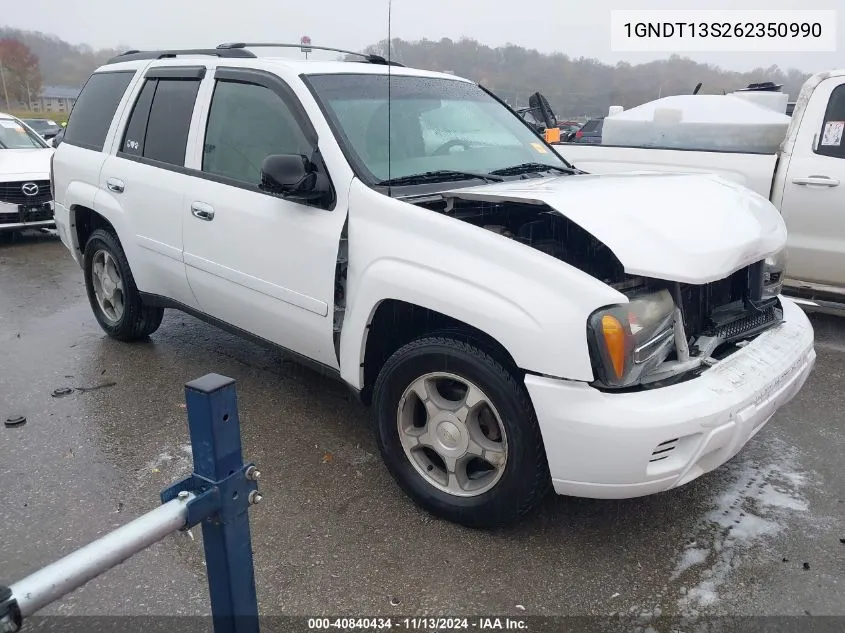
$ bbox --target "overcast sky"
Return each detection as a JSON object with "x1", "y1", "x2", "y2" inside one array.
[{"x1": 5, "y1": 0, "x2": 842, "y2": 72}]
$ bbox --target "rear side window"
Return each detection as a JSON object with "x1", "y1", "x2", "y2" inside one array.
[
  {"x1": 816, "y1": 84, "x2": 845, "y2": 160},
  {"x1": 121, "y1": 79, "x2": 156, "y2": 156},
  {"x1": 63, "y1": 71, "x2": 134, "y2": 151},
  {"x1": 121, "y1": 77, "x2": 201, "y2": 166}
]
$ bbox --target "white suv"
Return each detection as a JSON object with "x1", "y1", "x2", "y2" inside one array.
[{"x1": 52, "y1": 44, "x2": 816, "y2": 527}]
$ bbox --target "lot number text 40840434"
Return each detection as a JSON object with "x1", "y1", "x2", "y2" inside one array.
[{"x1": 307, "y1": 617, "x2": 528, "y2": 630}]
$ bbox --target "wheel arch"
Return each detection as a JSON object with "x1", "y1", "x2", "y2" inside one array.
[
  {"x1": 67, "y1": 182, "x2": 126, "y2": 260},
  {"x1": 355, "y1": 298, "x2": 522, "y2": 405},
  {"x1": 70, "y1": 205, "x2": 119, "y2": 260}
]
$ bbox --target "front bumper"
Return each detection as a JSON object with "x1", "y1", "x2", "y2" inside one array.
[
  {"x1": 0, "y1": 200, "x2": 55, "y2": 232},
  {"x1": 526, "y1": 297, "x2": 815, "y2": 499}
]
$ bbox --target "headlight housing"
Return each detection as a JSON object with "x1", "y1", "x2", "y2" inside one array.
[
  {"x1": 763, "y1": 250, "x2": 786, "y2": 300},
  {"x1": 587, "y1": 289, "x2": 676, "y2": 388}
]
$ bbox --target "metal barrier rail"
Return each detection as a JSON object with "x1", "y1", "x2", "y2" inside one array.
[{"x1": 0, "y1": 373, "x2": 261, "y2": 633}]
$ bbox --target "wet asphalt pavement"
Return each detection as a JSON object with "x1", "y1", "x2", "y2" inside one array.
[{"x1": 0, "y1": 231, "x2": 843, "y2": 620}]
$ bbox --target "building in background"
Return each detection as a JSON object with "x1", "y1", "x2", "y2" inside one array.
[{"x1": 15, "y1": 85, "x2": 80, "y2": 113}]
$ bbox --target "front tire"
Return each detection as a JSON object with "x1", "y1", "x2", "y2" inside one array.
[
  {"x1": 83, "y1": 228, "x2": 163, "y2": 341},
  {"x1": 373, "y1": 336, "x2": 551, "y2": 528}
]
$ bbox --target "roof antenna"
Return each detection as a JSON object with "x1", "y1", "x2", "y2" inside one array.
[{"x1": 387, "y1": 0, "x2": 393, "y2": 198}]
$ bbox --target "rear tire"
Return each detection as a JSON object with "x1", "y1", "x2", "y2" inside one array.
[
  {"x1": 83, "y1": 228, "x2": 163, "y2": 341},
  {"x1": 373, "y1": 336, "x2": 551, "y2": 528}
]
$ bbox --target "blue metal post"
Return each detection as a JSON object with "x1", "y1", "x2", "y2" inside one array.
[{"x1": 161, "y1": 374, "x2": 260, "y2": 633}]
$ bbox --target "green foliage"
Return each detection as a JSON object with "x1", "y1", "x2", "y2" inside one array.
[{"x1": 10, "y1": 109, "x2": 69, "y2": 123}]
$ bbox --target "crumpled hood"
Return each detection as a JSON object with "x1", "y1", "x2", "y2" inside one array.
[
  {"x1": 444, "y1": 171, "x2": 786, "y2": 284},
  {"x1": 0, "y1": 148, "x2": 54, "y2": 180}
]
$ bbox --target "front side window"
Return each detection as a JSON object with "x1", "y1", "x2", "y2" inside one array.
[
  {"x1": 305, "y1": 74, "x2": 567, "y2": 184},
  {"x1": 816, "y1": 83, "x2": 845, "y2": 160},
  {"x1": 202, "y1": 80, "x2": 312, "y2": 184}
]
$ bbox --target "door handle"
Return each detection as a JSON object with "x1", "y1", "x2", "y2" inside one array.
[
  {"x1": 191, "y1": 202, "x2": 215, "y2": 221},
  {"x1": 106, "y1": 178, "x2": 125, "y2": 193},
  {"x1": 792, "y1": 175, "x2": 840, "y2": 187}
]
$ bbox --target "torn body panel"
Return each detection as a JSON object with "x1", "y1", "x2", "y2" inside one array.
[
  {"x1": 412, "y1": 173, "x2": 786, "y2": 389},
  {"x1": 441, "y1": 171, "x2": 787, "y2": 284}
]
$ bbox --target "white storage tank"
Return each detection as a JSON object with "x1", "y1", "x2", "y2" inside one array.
[{"x1": 601, "y1": 95, "x2": 791, "y2": 153}]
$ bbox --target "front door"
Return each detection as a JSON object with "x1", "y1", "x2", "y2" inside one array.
[
  {"x1": 182, "y1": 70, "x2": 347, "y2": 369},
  {"x1": 780, "y1": 77, "x2": 845, "y2": 287}
]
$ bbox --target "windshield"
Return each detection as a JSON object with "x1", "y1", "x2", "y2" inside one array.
[
  {"x1": 0, "y1": 119, "x2": 49, "y2": 149},
  {"x1": 306, "y1": 74, "x2": 568, "y2": 184}
]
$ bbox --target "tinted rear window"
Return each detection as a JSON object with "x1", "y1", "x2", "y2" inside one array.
[
  {"x1": 63, "y1": 71, "x2": 134, "y2": 151},
  {"x1": 143, "y1": 79, "x2": 201, "y2": 165},
  {"x1": 121, "y1": 79, "x2": 157, "y2": 157}
]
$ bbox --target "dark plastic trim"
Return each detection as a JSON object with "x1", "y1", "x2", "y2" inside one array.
[
  {"x1": 216, "y1": 42, "x2": 405, "y2": 66},
  {"x1": 106, "y1": 48, "x2": 255, "y2": 64},
  {"x1": 145, "y1": 65, "x2": 207, "y2": 80}
]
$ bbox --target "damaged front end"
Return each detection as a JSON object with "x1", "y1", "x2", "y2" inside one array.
[
  {"x1": 587, "y1": 261, "x2": 785, "y2": 390},
  {"x1": 414, "y1": 177, "x2": 788, "y2": 390}
]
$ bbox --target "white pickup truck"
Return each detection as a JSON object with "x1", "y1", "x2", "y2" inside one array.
[{"x1": 558, "y1": 69, "x2": 845, "y2": 311}]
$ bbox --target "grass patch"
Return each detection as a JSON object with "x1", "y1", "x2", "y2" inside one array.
[{"x1": 8, "y1": 110, "x2": 69, "y2": 124}]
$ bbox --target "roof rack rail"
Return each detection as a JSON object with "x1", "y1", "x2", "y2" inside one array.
[
  {"x1": 216, "y1": 42, "x2": 405, "y2": 67},
  {"x1": 106, "y1": 48, "x2": 257, "y2": 64}
]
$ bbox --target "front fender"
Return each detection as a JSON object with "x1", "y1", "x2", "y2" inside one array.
[
  {"x1": 339, "y1": 180, "x2": 625, "y2": 387},
  {"x1": 339, "y1": 258, "x2": 546, "y2": 387}
]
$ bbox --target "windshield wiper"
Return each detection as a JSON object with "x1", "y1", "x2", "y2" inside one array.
[
  {"x1": 376, "y1": 170, "x2": 503, "y2": 187},
  {"x1": 488, "y1": 162, "x2": 575, "y2": 176}
]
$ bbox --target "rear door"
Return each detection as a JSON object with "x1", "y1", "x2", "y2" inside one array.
[
  {"x1": 780, "y1": 77, "x2": 845, "y2": 287},
  {"x1": 52, "y1": 69, "x2": 136, "y2": 249},
  {"x1": 100, "y1": 65, "x2": 205, "y2": 307}
]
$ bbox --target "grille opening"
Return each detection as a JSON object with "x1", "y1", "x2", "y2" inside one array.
[{"x1": 0, "y1": 180, "x2": 52, "y2": 207}]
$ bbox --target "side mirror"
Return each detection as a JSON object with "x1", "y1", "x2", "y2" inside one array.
[{"x1": 260, "y1": 154, "x2": 329, "y2": 202}]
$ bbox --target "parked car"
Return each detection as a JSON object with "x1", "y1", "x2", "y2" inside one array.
[
  {"x1": 0, "y1": 112, "x2": 55, "y2": 233},
  {"x1": 52, "y1": 44, "x2": 814, "y2": 527},
  {"x1": 571, "y1": 117, "x2": 604, "y2": 143},
  {"x1": 557, "y1": 121, "x2": 582, "y2": 141},
  {"x1": 21, "y1": 118, "x2": 62, "y2": 140},
  {"x1": 558, "y1": 69, "x2": 845, "y2": 312}
]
